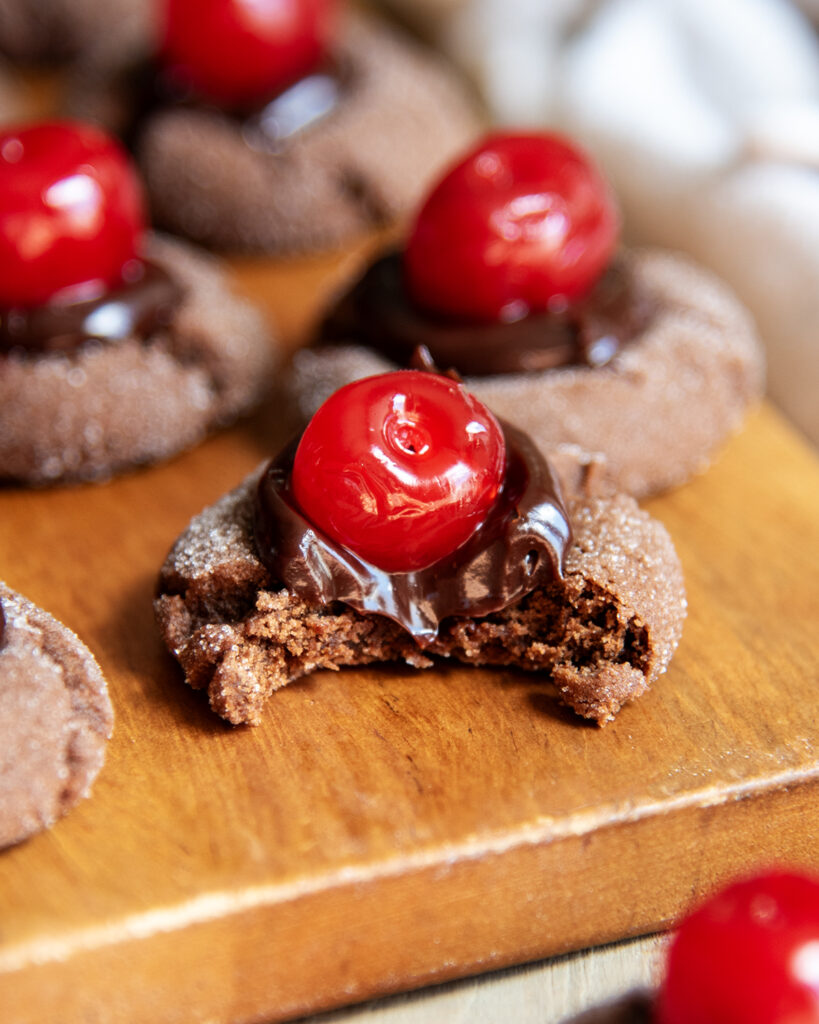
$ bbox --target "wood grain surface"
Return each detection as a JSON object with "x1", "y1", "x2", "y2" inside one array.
[{"x1": 1, "y1": 247, "x2": 818, "y2": 1024}]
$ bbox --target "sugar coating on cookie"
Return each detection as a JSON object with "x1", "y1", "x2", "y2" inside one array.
[
  {"x1": 291, "y1": 248, "x2": 764, "y2": 498},
  {"x1": 0, "y1": 234, "x2": 277, "y2": 484},
  {"x1": 0, "y1": 582, "x2": 113, "y2": 849},
  {"x1": 154, "y1": 462, "x2": 686, "y2": 727}
]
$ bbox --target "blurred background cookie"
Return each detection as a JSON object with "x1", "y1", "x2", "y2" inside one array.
[
  {"x1": 68, "y1": 0, "x2": 483, "y2": 254},
  {"x1": 0, "y1": 120, "x2": 277, "y2": 485}
]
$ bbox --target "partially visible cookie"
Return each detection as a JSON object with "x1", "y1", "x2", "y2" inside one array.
[
  {"x1": 291, "y1": 248, "x2": 764, "y2": 498},
  {"x1": 0, "y1": 233, "x2": 277, "y2": 485},
  {"x1": 0, "y1": 582, "x2": 113, "y2": 849},
  {"x1": 0, "y1": 0, "x2": 151, "y2": 64},
  {"x1": 154, "y1": 460, "x2": 686, "y2": 727}
]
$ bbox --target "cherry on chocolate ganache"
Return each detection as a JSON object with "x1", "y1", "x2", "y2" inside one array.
[
  {"x1": 318, "y1": 251, "x2": 656, "y2": 376},
  {"x1": 0, "y1": 261, "x2": 184, "y2": 355},
  {"x1": 254, "y1": 421, "x2": 572, "y2": 642}
]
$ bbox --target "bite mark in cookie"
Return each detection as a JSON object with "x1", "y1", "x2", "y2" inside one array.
[{"x1": 154, "y1": 464, "x2": 685, "y2": 727}]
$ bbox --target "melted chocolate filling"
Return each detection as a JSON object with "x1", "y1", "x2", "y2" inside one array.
[
  {"x1": 254, "y1": 422, "x2": 572, "y2": 643},
  {"x1": 0, "y1": 260, "x2": 184, "y2": 355},
  {"x1": 0, "y1": 601, "x2": 5, "y2": 652},
  {"x1": 318, "y1": 251, "x2": 656, "y2": 377}
]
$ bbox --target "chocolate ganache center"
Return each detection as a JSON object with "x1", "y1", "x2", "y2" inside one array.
[
  {"x1": 0, "y1": 260, "x2": 184, "y2": 355},
  {"x1": 254, "y1": 421, "x2": 572, "y2": 642},
  {"x1": 318, "y1": 251, "x2": 656, "y2": 377}
]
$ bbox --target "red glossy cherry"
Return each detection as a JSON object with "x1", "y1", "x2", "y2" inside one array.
[
  {"x1": 291, "y1": 371, "x2": 507, "y2": 573},
  {"x1": 0, "y1": 121, "x2": 146, "y2": 310},
  {"x1": 404, "y1": 132, "x2": 619, "y2": 323},
  {"x1": 656, "y1": 870, "x2": 819, "y2": 1024},
  {"x1": 160, "y1": 0, "x2": 339, "y2": 109}
]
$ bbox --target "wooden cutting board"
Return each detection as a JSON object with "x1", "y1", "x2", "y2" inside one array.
[{"x1": 1, "y1": 246, "x2": 818, "y2": 1024}]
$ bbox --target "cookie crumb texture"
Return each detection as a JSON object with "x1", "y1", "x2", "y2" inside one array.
[
  {"x1": 138, "y1": 14, "x2": 482, "y2": 253},
  {"x1": 292, "y1": 248, "x2": 765, "y2": 498},
  {"x1": 0, "y1": 234, "x2": 276, "y2": 485},
  {"x1": 0, "y1": 582, "x2": 113, "y2": 849},
  {"x1": 155, "y1": 471, "x2": 686, "y2": 726}
]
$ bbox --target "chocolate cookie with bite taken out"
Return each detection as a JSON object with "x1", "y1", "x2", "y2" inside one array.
[{"x1": 155, "y1": 371, "x2": 686, "y2": 726}]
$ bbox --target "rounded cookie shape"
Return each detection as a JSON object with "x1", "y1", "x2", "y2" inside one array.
[
  {"x1": 137, "y1": 13, "x2": 482, "y2": 253},
  {"x1": 0, "y1": 581, "x2": 113, "y2": 849},
  {"x1": 154, "y1": 460, "x2": 686, "y2": 727},
  {"x1": 0, "y1": 233, "x2": 277, "y2": 485},
  {"x1": 0, "y1": 0, "x2": 151, "y2": 64},
  {"x1": 290, "y1": 249, "x2": 765, "y2": 498}
]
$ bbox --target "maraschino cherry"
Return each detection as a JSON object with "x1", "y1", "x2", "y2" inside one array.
[
  {"x1": 404, "y1": 133, "x2": 619, "y2": 323},
  {"x1": 656, "y1": 870, "x2": 819, "y2": 1024},
  {"x1": 0, "y1": 121, "x2": 145, "y2": 310},
  {"x1": 291, "y1": 371, "x2": 507, "y2": 573},
  {"x1": 160, "y1": 0, "x2": 339, "y2": 109}
]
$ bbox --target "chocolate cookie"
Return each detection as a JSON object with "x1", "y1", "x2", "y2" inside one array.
[
  {"x1": 0, "y1": 0, "x2": 150, "y2": 64},
  {"x1": 0, "y1": 234, "x2": 277, "y2": 485},
  {"x1": 72, "y1": 13, "x2": 482, "y2": 253},
  {"x1": 291, "y1": 248, "x2": 764, "y2": 498},
  {"x1": 0, "y1": 582, "x2": 113, "y2": 849},
  {"x1": 154, "y1": 459, "x2": 686, "y2": 727}
]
